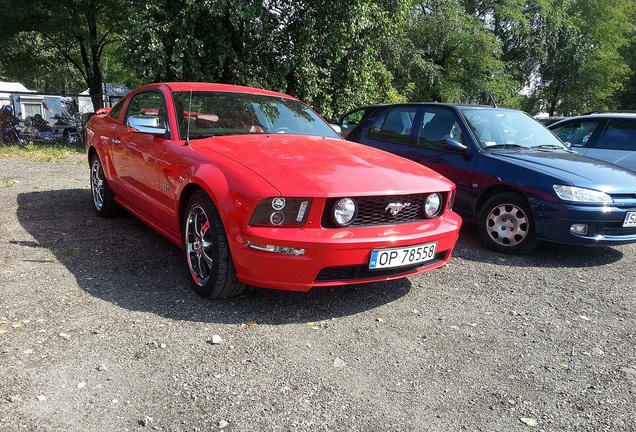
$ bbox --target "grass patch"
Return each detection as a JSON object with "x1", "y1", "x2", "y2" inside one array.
[
  {"x1": 0, "y1": 176, "x2": 16, "y2": 188},
  {"x1": 0, "y1": 142, "x2": 85, "y2": 161},
  {"x1": 53, "y1": 248, "x2": 77, "y2": 258}
]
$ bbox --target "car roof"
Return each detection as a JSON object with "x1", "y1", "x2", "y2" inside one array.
[
  {"x1": 137, "y1": 82, "x2": 297, "y2": 100},
  {"x1": 339, "y1": 104, "x2": 386, "y2": 115},
  {"x1": 567, "y1": 111, "x2": 636, "y2": 120},
  {"x1": 548, "y1": 112, "x2": 636, "y2": 128},
  {"x1": 395, "y1": 102, "x2": 525, "y2": 111}
]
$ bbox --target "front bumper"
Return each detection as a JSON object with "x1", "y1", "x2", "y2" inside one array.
[
  {"x1": 532, "y1": 200, "x2": 636, "y2": 245},
  {"x1": 230, "y1": 212, "x2": 462, "y2": 291}
]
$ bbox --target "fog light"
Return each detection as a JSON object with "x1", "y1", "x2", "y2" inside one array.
[
  {"x1": 570, "y1": 224, "x2": 588, "y2": 235},
  {"x1": 247, "y1": 241, "x2": 305, "y2": 255}
]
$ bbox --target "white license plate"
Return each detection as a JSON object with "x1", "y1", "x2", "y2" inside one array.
[
  {"x1": 369, "y1": 242, "x2": 437, "y2": 270},
  {"x1": 624, "y1": 212, "x2": 636, "y2": 227}
]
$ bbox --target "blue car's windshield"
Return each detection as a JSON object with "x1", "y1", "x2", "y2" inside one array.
[
  {"x1": 172, "y1": 91, "x2": 341, "y2": 140},
  {"x1": 459, "y1": 108, "x2": 565, "y2": 150}
]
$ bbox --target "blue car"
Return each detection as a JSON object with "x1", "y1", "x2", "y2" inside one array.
[{"x1": 346, "y1": 103, "x2": 636, "y2": 254}]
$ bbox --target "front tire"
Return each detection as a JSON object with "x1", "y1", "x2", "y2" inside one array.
[
  {"x1": 90, "y1": 153, "x2": 117, "y2": 217},
  {"x1": 183, "y1": 191, "x2": 246, "y2": 299},
  {"x1": 478, "y1": 192, "x2": 539, "y2": 254}
]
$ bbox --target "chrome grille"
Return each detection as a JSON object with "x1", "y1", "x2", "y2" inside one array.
[{"x1": 321, "y1": 193, "x2": 446, "y2": 228}]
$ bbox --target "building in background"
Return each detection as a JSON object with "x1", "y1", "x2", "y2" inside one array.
[
  {"x1": 0, "y1": 81, "x2": 130, "y2": 124},
  {"x1": 0, "y1": 81, "x2": 44, "y2": 119}
]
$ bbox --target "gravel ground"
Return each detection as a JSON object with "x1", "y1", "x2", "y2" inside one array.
[{"x1": 0, "y1": 153, "x2": 635, "y2": 432}]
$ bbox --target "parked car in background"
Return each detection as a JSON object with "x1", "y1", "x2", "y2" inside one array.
[
  {"x1": 535, "y1": 117, "x2": 567, "y2": 127},
  {"x1": 346, "y1": 103, "x2": 636, "y2": 254},
  {"x1": 85, "y1": 83, "x2": 462, "y2": 298},
  {"x1": 548, "y1": 111, "x2": 636, "y2": 171},
  {"x1": 334, "y1": 104, "x2": 384, "y2": 137}
]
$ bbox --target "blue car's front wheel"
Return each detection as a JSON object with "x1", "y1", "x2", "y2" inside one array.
[{"x1": 478, "y1": 192, "x2": 539, "y2": 254}]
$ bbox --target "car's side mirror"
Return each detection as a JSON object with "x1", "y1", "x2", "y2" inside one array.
[
  {"x1": 563, "y1": 141, "x2": 572, "y2": 149},
  {"x1": 330, "y1": 124, "x2": 342, "y2": 134},
  {"x1": 442, "y1": 138, "x2": 471, "y2": 155},
  {"x1": 127, "y1": 115, "x2": 167, "y2": 135}
]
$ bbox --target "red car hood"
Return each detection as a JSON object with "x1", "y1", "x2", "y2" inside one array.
[{"x1": 191, "y1": 134, "x2": 453, "y2": 196}]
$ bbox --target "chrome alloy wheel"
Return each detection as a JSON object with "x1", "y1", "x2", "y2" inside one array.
[
  {"x1": 185, "y1": 204, "x2": 214, "y2": 286},
  {"x1": 91, "y1": 158, "x2": 106, "y2": 211},
  {"x1": 484, "y1": 202, "x2": 529, "y2": 247}
]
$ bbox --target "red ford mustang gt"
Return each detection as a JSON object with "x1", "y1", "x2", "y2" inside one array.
[{"x1": 85, "y1": 82, "x2": 462, "y2": 298}]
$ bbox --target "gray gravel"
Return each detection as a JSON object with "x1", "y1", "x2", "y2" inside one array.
[{"x1": 0, "y1": 154, "x2": 635, "y2": 432}]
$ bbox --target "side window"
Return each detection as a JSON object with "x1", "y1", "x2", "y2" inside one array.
[
  {"x1": 367, "y1": 107, "x2": 416, "y2": 144},
  {"x1": 596, "y1": 119, "x2": 636, "y2": 150},
  {"x1": 341, "y1": 108, "x2": 366, "y2": 126},
  {"x1": 417, "y1": 109, "x2": 461, "y2": 149},
  {"x1": 109, "y1": 98, "x2": 126, "y2": 119},
  {"x1": 125, "y1": 91, "x2": 167, "y2": 128},
  {"x1": 550, "y1": 120, "x2": 601, "y2": 147}
]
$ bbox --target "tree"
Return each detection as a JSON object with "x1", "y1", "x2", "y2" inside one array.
[
  {"x1": 3, "y1": 0, "x2": 634, "y2": 117},
  {"x1": 533, "y1": 0, "x2": 633, "y2": 116},
  {"x1": 269, "y1": 0, "x2": 410, "y2": 117},
  {"x1": 0, "y1": 33, "x2": 85, "y2": 93},
  {"x1": 384, "y1": 0, "x2": 515, "y2": 105},
  {"x1": 1, "y1": 0, "x2": 126, "y2": 110},
  {"x1": 118, "y1": 0, "x2": 409, "y2": 118},
  {"x1": 615, "y1": 17, "x2": 636, "y2": 109}
]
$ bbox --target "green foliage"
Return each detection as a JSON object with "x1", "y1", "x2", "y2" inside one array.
[
  {"x1": 1, "y1": 0, "x2": 127, "y2": 109},
  {"x1": 0, "y1": 142, "x2": 85, "y2": 160},
  {"x1": 383, "y1": 0, "x2": 518, "y2": 106},
  {"x1": 0, "y1": 32, "x2": 84, "y2": 92},
  {"x1": 617, "y1": 31, "x2": 636, "y2": 109},
  {"x1": 1, "y1": 0, "x2": 635, "y2": 117},
  {"x1": 532, "y1": 0, "x2": 634, "y2": 115},
  {"x1": 117, "y1": 0, "x2": 409, "y2": 119}
]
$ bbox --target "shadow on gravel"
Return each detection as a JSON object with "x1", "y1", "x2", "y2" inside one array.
[
  {"x1": 16, "y1": 189, "x2": 411, "y2": 325},
  {"x1": 454, "y1": 223, "x2": 624, "y2": 268}
]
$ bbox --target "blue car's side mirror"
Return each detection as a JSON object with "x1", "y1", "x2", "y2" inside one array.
[{"x1": 442, "y1": 138, "x2": 471, "y2": 155}]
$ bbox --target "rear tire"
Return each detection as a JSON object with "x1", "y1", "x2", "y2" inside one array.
[
  {"x1": 478, "y1": 192, "x2": 539, "y2": 254},
  {"x1": 183, "y1": 191, "x2": 246, "y2": 299}
]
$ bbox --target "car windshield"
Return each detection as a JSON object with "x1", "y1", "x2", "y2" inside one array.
[
  {"x1": 459, "y1": 107, "x2": 565, "y2": 150},
  {"x1": 172, "y1": 91, "x2": 341, "y2": 140}
]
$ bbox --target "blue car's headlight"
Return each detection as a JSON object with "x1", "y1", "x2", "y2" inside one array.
[{"x1": 553, "y1": 185, "x2": 613, "y2": 203}]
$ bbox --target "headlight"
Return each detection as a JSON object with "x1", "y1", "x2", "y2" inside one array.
[
  {"x1": 332, "y1": 198, "x2": 357, "y2": 226},
  {"x1": 553, "y1": 185, "x2": 613, "y2": 203},
  {"x1": 424, "y1": 193, "x2": 442, "y2": 218},
  {"x1": 249, "y1": 197, "x2": 312, "y2": 226}
]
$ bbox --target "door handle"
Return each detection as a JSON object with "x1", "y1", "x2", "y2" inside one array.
[{"x1": 112, "y1": 138, "x2": 121, "y2": 144}]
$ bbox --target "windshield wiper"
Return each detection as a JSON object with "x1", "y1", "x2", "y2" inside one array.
[
  {"x1": 189, "y1": 132, "x2": 233, "y2": 138},
  {"x1": 484, "y1": 144, "x2": 526, "y2": 149},
  {"x1": 530, "y1": 144, "x2": 566, "y2": 151}
]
